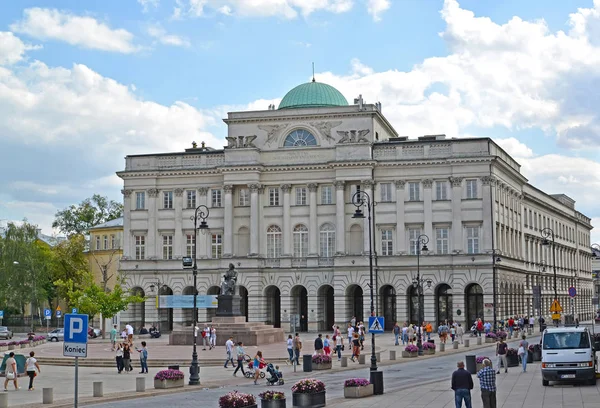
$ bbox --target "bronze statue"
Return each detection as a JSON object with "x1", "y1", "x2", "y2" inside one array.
[{"x1": 220, "y1": 263, "x2": 238, "y2": 295}]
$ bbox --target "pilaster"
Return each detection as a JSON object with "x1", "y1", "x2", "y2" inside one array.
[
  {"x1": 147, "y1": 188, "x2": 159, "y2": 259},
  {"x1": 281, "y1": 184, "x2": 292, "y2": 256},
  {"x1": 335, "y1": 181, "x2": 346, "y2": 255},
  {"x1": 395, "y1": 180, "x2": 406, "y2": 254},
  {"x1": 423, "y1": 179, "x2": 433, "y2": 242},
  {"x1": 174, "y1": 188, "x2": 184, "y2": 259},
  {"x1": 249, "y1": 184, "x2": 260, "y2": 256},
  {"x1": 121, "y1": 189, "x2": 132, "y2": 258},
  {"x1": 223, "y1": 184, "x2": 233, "y2": 257},
  {"x1": 449, "y1": 177, "x2": 463, "y2": 252},
  {"x1": 308, "y1": 183, "x2": 318, "y2": 256}
]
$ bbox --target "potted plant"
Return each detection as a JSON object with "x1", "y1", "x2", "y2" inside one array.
[
  {"x1": 496, "y1": 331, "x2": 507, "y2": 340},
  {"x1": 476, "y1": 356, "x2": 490, "y2": 372},
  {"x1": 402, "y1": 344, "x2": 418, "y2": 358},
  {"x1": 219, "y1": 391, "x2": 257, "y2": 408},
  {"x1": 484, "y1": 333, "x2": 496, "y2": 343},
  {"x1": 292, "y1": 378, "x2": 326, "y2": 408},
  {"x1": 7, "y1": 341, "x2": 16, "y2": 351},
  {"x1": 312, "y1": 354, "x2": 332, "y2": 370},
  {"x1": 259, "y1": 391, "x2": 285, "y2": 408},
  {"x1": 506, "y1": 348, "x2": 519, "y2": 367},
  {"x1": 422, "y1": 342, "x2": 436, "y2": 355},
  {"x1": 343, "y1": 378, "x2": 373, "y2": 398},
  {"x1": 154, "y1": 369, "x2": 185, "y2": 389},
  {"x1": 0, "y1": 343, "x2": 7, "y2": 352},
  {"x1": 19, "y1": 340, "x2": 28, "y2": 349}
]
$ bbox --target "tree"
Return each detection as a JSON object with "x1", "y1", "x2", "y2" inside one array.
[
  {"x1": 50, "y1": 234, "x2": 90, "y2": 303},
  {"x1": 52, "y1": 194, "x2": 123, "y2": 236}
]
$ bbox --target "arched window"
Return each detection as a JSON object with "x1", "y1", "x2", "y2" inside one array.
[
  {"x1": 436, "y1": 284, "x2": 453, "y2": 324},
  {"x1": 266, "y1": 225, "x2": 282, "y2": 258},
  {"x1": 284, "y1": 129, "x2": 317, "y2": 147},
  {"x1": 407, "y1": 286, "x2": 419, "y2": 324},
  {"x1": 465, "y1": 284, "x2": 484, "y2": 326},
  {"x1": 319, "y1": 223, "x2": 336, "y2": 258},
  {"x1": 293, "y1": 224, "x2": 308, "y2": 258}
]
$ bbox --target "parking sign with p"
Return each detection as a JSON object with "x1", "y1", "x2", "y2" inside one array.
[{"x1": 63, "y1": 313, "x2": 88, "y2": 357}]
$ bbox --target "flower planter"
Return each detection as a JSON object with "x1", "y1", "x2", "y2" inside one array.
[
  {"x1": 533, "y1": 349, "x2": 542, "y2": 362},
  {"x1": 7, "y1": 345, "x2": 14, "y2": 351},
  {"x1": 20, "y1": 344, "x2": 26, "y2": 349},
  {"x1": 29, "y1": 341, "x2": 33, "y2": 347},
  {"x1": 293, "y1": 391, "x2": 326, "y2": 408},
  {"x1": 526, "y1": 353, "x2": 533, "y2": 364},
  {"x1": 313, "y1": 362, "x2": 332, "y2": 370},
  {"x1": 424, "y1": 349, "x2": 435, "y2": 355},
  {"x1": 485, "y1": 338, "x2": 496, "y2": 343},
  {"x1": 261, "y1": 400, "x2": 286, "y2": 408},
  {"x1": 401, "y1": 351, "x2": 418, "y2": 358},
  {"x1": 344, "y1": 384, "x2": 373, "y2": 398},
  {"x1": 154, "y1": 378, "x2": 184, "y2": 389},
  {"x1": 507, "y1": 355, "x2": 519, "y2": 367}
]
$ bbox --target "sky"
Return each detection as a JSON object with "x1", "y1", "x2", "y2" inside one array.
[{"x1": 0, "y1": 0, "x2": 600, "y2": 243}]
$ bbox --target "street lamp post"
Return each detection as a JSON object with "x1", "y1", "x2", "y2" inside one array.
[
  {"x1": 412, "y1": 235, "x2": 431, "y2": 356},
  {"x1": 592, "y1": 244, "x2": 600, "y2": 313},
  {"x1": 537, "y1": 261, "x2": 546, "y2": 332},
  {"x1": 490, "y1": 250, "x2": 502, "y2": 332},
  {"x1": 541, "y1": 228, "x2": 558, "y2": 325},
  {"x1": 352, "y1": 190, "x2": 383, "y2": 395},
  {"x1": 149, "y1": 282, "x2": 163, "y2": 333},
  {"x1": 188, "y1": 205, "x2": 209, "y2": 386}
]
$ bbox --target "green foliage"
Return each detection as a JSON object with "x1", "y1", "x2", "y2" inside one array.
[
  {"x1": 50, "y1": 235, "x2": 90, "y2": 302},
  {"x1": 52, "y1": 194, "x2": 123, "y2": 236}
]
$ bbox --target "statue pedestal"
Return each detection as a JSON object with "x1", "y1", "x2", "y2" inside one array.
[{"x1": 216, "y1": 295, "x2": 242, "y2": 317}]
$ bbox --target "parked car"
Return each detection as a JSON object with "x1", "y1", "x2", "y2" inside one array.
[
  {"x1": 0, "y1": 327, "x2": 12, "y2": 339},
  {"x1": 88, "y1": 327, "x2": 102, "y2": 338},
  {"x1": 47, "y1": 328, "x2": 64, "y2": 342}
]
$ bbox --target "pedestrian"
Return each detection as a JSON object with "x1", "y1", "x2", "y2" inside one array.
[
  {"x1": 451, "y1": 360, "x2": 473, "y2": 408},
  {"x1": 286, "y1": 334, "x2": 294, "y2": 364},
  {"x1": 115, "y1": 343, "x2": 124, "y2": 373},
  {"x1": 125, "y1": 322, "x2": 134, "y2": 345},
  {"x1": 476, "y1": 319, "x2": 484, "y2": 336},
  {"x1": 401, "y1": 323, "x2": 408, "y2": 345},
  {"x1": 137, "y1": 341, "x2": 148, "y2": 374},
  {"x1": 507, "y1": 317, "x2": 514, "y2": 336},
  {"x1": 4, "y1": 352, "x2": 19, "y2": 391},
  {"x1": 457, "y1": 323, "x2": 464, "y2": 344},
  {"x1": 350, "y1": 316, "x2": 356, "y2": 327},
  {"x1": 253, "y1": 351, "x2": 265, "y2": 385},
  {"x1": 496, "y1": 337, "x2": 508, "y2": 374},
  {"x1": 25, "y1": 351, "x2": 40, "y2": 391},
  {"x1": 358, "y1": 322, "x2": 365, "y2": 350},
  {"x1": 407, "y1": 324, "x2": 415, "y2": 345},
  {"x1": 123, "y1": 343, "x2": 132, "y2": 373},
  {"x1": 224, "y1": 336, "x2": 236, "y2": 368},
  {"x1": 121, "y1": 328, "x2": 127, "y2": 342},
  {"x1": 351, "y1": 332, "x2": 360, "y2": 362},
  {"x1": 293, "y1": 333, "x2": 302, "y2": 365},
  {"x1": 210, "y1": 326, "x2": 217, "y2": 349},
  {"x1": 450, "y1": 325, "x2": 456, "y2": 342},
  {"x1": 335, "y1": 332, "x2": 343, "y2": 360},
  {"x1": 425, "y1": 321, "x2": 433, "y2": 341},
  {"x1": 314, "y1": 333, "x2": 324, "y2": 354},
  {"x1": 323, "y1": 334, "x2": 331, "y2": 356},
  {"x1": 347, "y1": 324, "x2": 354, "y2": 345},
  {"x1": 233, "y1": 342, "x2": 246, "y2": 377},
  {"x1": 110, "y1": 324, "x2": 118, "y2": 351},
  {"x1": 529, "y1": 316, "x2": 535, "y2": 332},
  {"x1": 393, "y1": 322, "x2": 400, "y2": 345},
  {"x1": 477, "y1": 358, "x2": 496, "y2": 408},
  {"x1": 202, "y1": 325, "x2": 210, "y2": 350},
  {"x1": 519, "y1": 335, "x2": 529, "y2": 373}
]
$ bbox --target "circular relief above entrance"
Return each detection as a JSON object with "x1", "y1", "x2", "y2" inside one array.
[{"x1": 284, "y1": 129, "x2": 317, "y2": 147}]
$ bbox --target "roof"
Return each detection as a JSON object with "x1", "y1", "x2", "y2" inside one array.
[
  {"x1": 278, "y1": 81, "x2": 348, "y2": 110},
  {"x1": 544, "y1": 326, "x2": 587, "y2": 333},
  {"x1": 36, "y1": 231, "x2": 66, "y2": 247},
  {"x1": 89, "y1": 217, "x2": 124, "y2": 230}
]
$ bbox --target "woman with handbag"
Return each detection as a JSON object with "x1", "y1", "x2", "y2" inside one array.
[
  {"x1": 3, "y1": 351, "x2": 19, "y2": 391},
  {"x1": 26, "y1": 351, "x2": 41, "y2": 390}
]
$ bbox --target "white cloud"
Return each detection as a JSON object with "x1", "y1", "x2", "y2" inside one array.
[
  {"x1": 182, "y1": 0, "x2": 354, "y2": 19},
  {"x1": 0, "y1": 32, "x2": 41, "y2": 65},
  {"x1": 494, "y1": 137, "x2": 534, "y2": 158},
  {"x1": 10, "y1": 8, "x2": 139, "y2": 53},
  {"x1": 138, "y1": 0, "x2": 160, "y2": 12},
  {"x1": 147, "y1": 24, "x2": 191, "y2": 47},
  {"x1": 367, "y1": 0, "x2": 390, "y2": 22}
]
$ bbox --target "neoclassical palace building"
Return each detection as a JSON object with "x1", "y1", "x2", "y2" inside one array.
[{"x1": 118, "y1": 80, "x2": 594, "y2": 332}]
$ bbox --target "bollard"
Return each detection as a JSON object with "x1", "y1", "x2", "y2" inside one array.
[
  {"x1": 341, "y1": 356, "x2": 348, "y2": 367},
  {"x1": 136, "y1": 377, "x2": 146, "y2": 392},
  {"x1": 0, "y1": 393, "x2": 7, "y2": 408},
  {"x1": 464, "y1": 339, "x2": 470, "y2": 347},
  {"x1": 376, "y1": 352, "x2": 381, "y2": 362},
  {"x1": 358, "y1": 354, "x2": 366, "y2": 364},
  {"x1": 389, "y1": 350, "x2": 396, "y2": 360},
  {"x1": 439, "y1": 343, "x2": 445, "y2": 352},
  {"x1": 477, "y1": 337, "x2": 482, "y2": 345},
  {"x1": 453, "y1": 341, "x2": 459, "y2": 350},
  {"x1": 42, "y1": 388, "x2": 53, "y2": 404},
  {"x1": 93, "y1": 381, "x2": 104, "y2": 397}
]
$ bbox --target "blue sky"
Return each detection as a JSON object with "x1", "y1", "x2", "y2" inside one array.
[{"x1": 0, "y1": 0, "x2": 599, "y2": 242}]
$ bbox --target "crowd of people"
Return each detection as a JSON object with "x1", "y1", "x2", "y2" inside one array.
[{"x1": 110, "y1": 323, "x2": 149, "y2": 374}]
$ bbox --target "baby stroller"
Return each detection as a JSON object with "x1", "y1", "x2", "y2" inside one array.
[
  {"x1": 244, "y1": 356, "x2": 266, "y2": 379},
  {"x1": 265, "y1": 363, "x2": 284, "y2": 386}
]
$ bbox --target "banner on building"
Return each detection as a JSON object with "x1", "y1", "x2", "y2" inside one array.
[{"x1": 158, "y1": 295, "x2": 218, "y2": 309}]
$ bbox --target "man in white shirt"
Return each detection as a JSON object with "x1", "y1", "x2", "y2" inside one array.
[
  {"x1": 125, "y1": 323, "x2": 134, "y2": 344},
  {"x1": 347, "y1": 324, "x2": 354, "y2": 345},
  {"x1": 224, "y1": 336, "x2": 235, "y2": 368},
  {"x1": 202, "y1": 325, "x2": 211, "y2": 350}
]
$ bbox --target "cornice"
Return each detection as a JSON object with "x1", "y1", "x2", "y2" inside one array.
[
  {"x1": 119, "y1": 169, "x2": 221, "y2": 179},
  {"x1": 223, "y1": 111, "x2": 378, "y2": 125}
]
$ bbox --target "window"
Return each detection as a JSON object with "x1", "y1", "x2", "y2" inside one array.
[
  {"x1": 466, "y1": 226, "x2": 479, "y2": 254},
  {"x1": 269, "y1": 187, "x2": 280, "y2": 206},
  {"x1": 186, "y1": 234, "x2": 196, "y2": 257},
  {"x1": 163, "y1": 191, "x2": 173, "y2": 209},
  {"x1": 319, "y1": 224, "x2": 336, "y2": 258},
  {"x1": 284, "y1": 129, "x2": 317, "y2": 147},
  {"x1": 466, "y1": 179, "x2": 478, "y2": 199},
  {"x1": 408, "y1": 182, "x2": 420, "y2": 201},
  {"x1": 435, "y1": 181, "x2": 448, "y2": 200},
  {"x1": 103, "y1": 235, "x2": 108, "y2": 250},
  {"x1": 95, "y1": 236, "x2": 101, "y2": 250},
  {"x1": 211, "y1": 189, "x2": 222, "y2": 207},
  {"x1": 135, "y1": 235, "x2": 145, "y2": 260},
  {"x1": 408, "y1": 228, "x2": 422, "y2": 255},
  {"x1": 293, "y1": 225, "x2": 308, "y2": 258},
  {"x1": 295, "y1": 187, "x2": 307, "y2": 205},
  {"x1": 211, "y1": 234, "x2": 222, "y2": 258},
  {"x1": 186, "y1": 190, "x2": 196, "y2": 209},
  {"x1": 266, "y1": 226, "x2": 282, "y2": 258},
  {"x1": 135, "y1": 192, "x2": 145, "y2": 210},
  {"x1": 239, "y1": 188, "x2": 249, "y2": 206},
  {"x1": 162, "y1": 235, "x2": 173, "y2": 260},
  {"x1": 321, "y1": 185, "x2": 333, "y2": 205},
  {"x1": 110, "y1": 234, "x2": 116, "y2": 249},
  {"x1": 436, "y1": 228, "x2": 449, "y2": 254},
  {"x1": 543, "y1": 332, "x2": 590, "y2": 350},
  {"x1": 381, "y1": 229, "x2": 393, "y2": 256},
  {"x1": 380, "y1": 183, "x2": 392, "y2": 202}
]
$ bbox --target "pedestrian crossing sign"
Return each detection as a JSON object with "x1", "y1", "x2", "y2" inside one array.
[{"x1": 368, "y1": 316, "x2": 385, "y2": 333}]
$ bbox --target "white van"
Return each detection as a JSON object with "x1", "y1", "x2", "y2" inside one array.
[{"x1": 541, "y1": 326, "x2": 596, "y2": 386}]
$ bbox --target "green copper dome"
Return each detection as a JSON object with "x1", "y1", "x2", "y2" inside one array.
[{"x1": 278, "y1": 81, "x2": 348, "y2": 110}]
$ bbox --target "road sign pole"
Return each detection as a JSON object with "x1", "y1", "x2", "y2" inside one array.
[{"x1": 74, "y1": 356, "x2": 78, "y2": 408}]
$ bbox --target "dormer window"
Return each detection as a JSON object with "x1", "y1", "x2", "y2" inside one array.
[{"x1": 284, "y1": 129, "x2": 317, "y2": 147}]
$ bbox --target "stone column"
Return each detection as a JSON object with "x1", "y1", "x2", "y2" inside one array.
[
  {"x1": 423, "y1": 179, "x2": 433, "y2": 241},
  {"x1": 335, "y1": 181, "x2": 346, "y2": 255},
  {"x1": 223, "y1": 185, "x2": 233, "y2": 257},
  {"x1": 249, "y1": 184, "x2": 260, "y2": 256},
  {"x1": 362, "y1": 180, "x2": 374, "y2": 254},
  {"x1": 197, "y1": 187, "x2": 209, "y2": 258},
  {"x1": 146, "y1": 188, "x2": 159, "y2": 259},
  {"x1": 174, "y1": 188, "x2": 184, "y2": 259},
  {"x1": 481, "y1": 177, "x2": 493, "y2": 252},
  {"x1": 281, "y1": 184, "x2": 292, "y2": 256},
  {"x1": 395, "y1": 180, "x2": 406, "y2": 253},
  {"x1": 121, "y1": 189, "x2": 132, "y2": 258},
  {"x1": 308, "y1": 183, "x2": 318, "y2": 256},
  {"x1": 449, "y1": 177, "x2": 463, "y2": 252}
]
